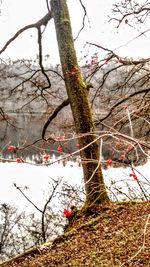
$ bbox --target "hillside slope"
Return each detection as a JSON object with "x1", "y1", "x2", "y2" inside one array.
[{"x1": 1, "y1": 202, "x2": 150, "y2": 267}]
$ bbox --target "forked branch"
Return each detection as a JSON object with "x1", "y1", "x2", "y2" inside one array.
[{"x1": 0, "y1": 11, "x2": 52, "y2": 55}]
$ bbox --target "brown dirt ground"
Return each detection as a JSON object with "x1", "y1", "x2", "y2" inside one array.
[{"x1": 1, "y1": 201, "x2": 150, "y2": 267}]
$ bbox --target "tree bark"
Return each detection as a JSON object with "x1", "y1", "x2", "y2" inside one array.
[{"x1": 50, "y1": 0, "x2": 109, "y2": 205}]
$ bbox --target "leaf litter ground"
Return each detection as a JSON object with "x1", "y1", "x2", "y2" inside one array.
[{"x1": 1, "y1": 201, "x2": 150, "y2": 267}]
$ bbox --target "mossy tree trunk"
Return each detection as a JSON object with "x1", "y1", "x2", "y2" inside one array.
[{"x1": 50, "y1": 0, "x2": 109, "y2": 205}]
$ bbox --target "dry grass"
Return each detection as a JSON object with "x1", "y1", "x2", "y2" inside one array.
[{"x1": 1, "y1": 201, "x2": 150, "y2": 267}]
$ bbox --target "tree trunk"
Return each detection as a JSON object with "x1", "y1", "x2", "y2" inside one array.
[{"x1": 50, "y1": 0, "x2": 109, "y2": 205}]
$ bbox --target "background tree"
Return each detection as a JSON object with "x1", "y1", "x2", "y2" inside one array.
[
  {"x1": 13, "y1": 178, "x2": 61, "y2": 243},
  {"x1": 0, "y1": 203, "x2": 26, "y2": 261},
  {"x1": 0, "y1": 179, "x2": 86, "y2": 261}
]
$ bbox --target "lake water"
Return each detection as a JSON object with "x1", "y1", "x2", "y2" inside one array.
[{"x1": 0, "y1": 157, "x2": 150, "y2": 214}]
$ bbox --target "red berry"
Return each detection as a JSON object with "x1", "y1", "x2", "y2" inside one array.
[
  {"x1": 16, "y1": 158, "x2": 23, "y2": 163},
  {"x1": 43, "y1": 154, "x2": 49, "y2": 161},
  {"x1": 120, "y1": 155, "x2": 125, "y2": 160},
  {"x1": 7, "y1": 145, "x2": 15, "y2": 152},
  {"x1": 106, "y1": 159, "x2": 113, "y2": 165},
  {"x1": 91, "y1": 59, "x2": 95, "y2": 64},
  {"x1": 63, "y1": 209, "x2": 72, "y2": 218},
  {"x1": 125, "y1": 19, "x2": 128, "y2": 24},
  {"x1": 57, "y1": 146, "x2": 62, "y2": 153},
  {"x1": 129, "y1": 173, "x2": 138, "y2": 180}
]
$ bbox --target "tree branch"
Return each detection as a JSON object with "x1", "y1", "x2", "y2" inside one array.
[
  {"x1": 42, "y1": 98, "x2": 69, "y2": 140},
  {"x1": 13, "y1": 184, "x2": 43, "y2": 213},
  {"x1": 46, "y1": 0, "x2": 50, "y2": 11},
  {"x1": 87, "y1": 42, "x2": 150, "y2": 65},
  {"x1": 95, "y1": 87, "x2": 150, "y2": 124},
  {"x1": 37, "y1": 27, "x2": 51, "y2": 90},
  {"x1": 74, "y1": 0, "x2": 90, "y2": 41},
  {"x1": 0, "y1": 11, "x2": 52, "y2": 55}
]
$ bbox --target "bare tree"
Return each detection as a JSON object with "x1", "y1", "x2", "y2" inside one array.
[
  {"x1": 0, "y1": 203, "x2": 26, "y2": 261},
  {"x1": 13, "y1": 177, "x2": 61, "y2": 243}
]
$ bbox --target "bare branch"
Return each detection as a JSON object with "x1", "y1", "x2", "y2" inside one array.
[
  {"x1": 0, "y1": 11, "x2": 52, "y2": 55},
  {"x1": 13, "y1": 184, "x2": 43, "y2": 213},
  {"x1": 46, "y1": 0, "x2": 50, "y2": 11},
  {"x1": 37, "y1": 27, "x2": 51, "y2": 90},
  {"x1": 87, "y1": 42, "x2": 150, "y2": 65},
  {"x1": 42, "y1": 98, "x2": 69, "y2": 140},
  {"x1": 96, "y1": 88, "x2": 150, "y2": 124},
  {"x1": 0, "y1": 107, "x2": 21, "y2": 129},
  {"x1": 74, "y1": 0, "x2": 90, "y2": 41},
  {"x1": 41, "y1": 179, "x2": 60, "y2": 242}
]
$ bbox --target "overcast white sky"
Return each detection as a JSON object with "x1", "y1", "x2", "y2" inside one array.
[{"x1": 0, "y1": 0, "x2": 150, "y2": 65}]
